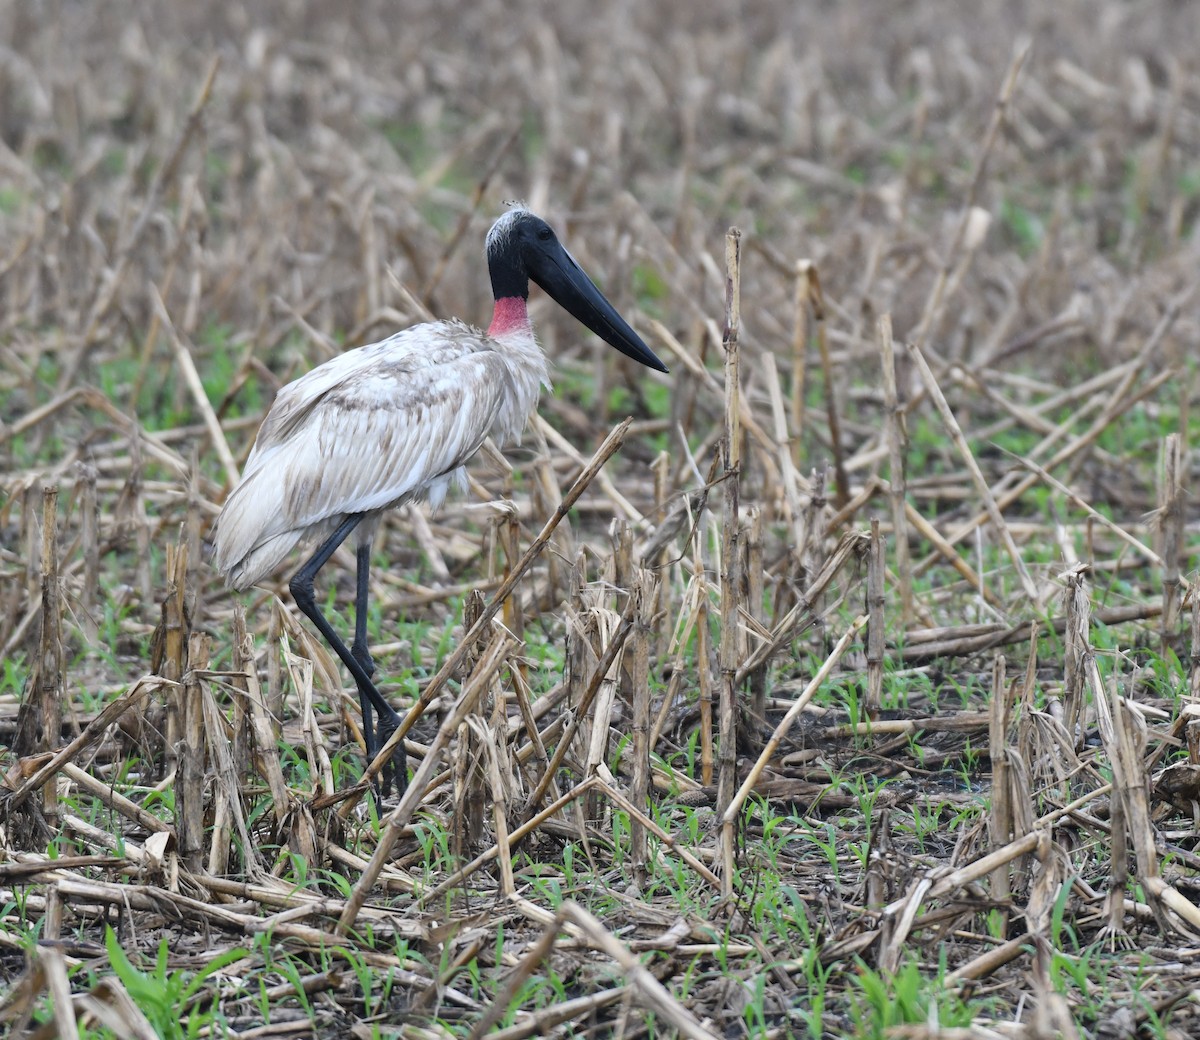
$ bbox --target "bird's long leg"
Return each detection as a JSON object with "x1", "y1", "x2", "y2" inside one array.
[
  {"x1": 289, "y1": 513, "x2": 406, "y2": 796},
  {"x1": 350, "y1": 538, "x2": 392, "y2": 790},
  {"x1": 351, "y1": 541, "x2": 376, "y2": 680}
]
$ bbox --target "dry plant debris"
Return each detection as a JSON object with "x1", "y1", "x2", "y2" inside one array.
[{"x1": 2, "y1": 0, "x2": 1200, "y2": 1036}]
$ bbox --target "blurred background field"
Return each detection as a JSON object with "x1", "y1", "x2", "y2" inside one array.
[{"x1": 3, "y1": 0, "x2": 1200, "y2": 1036}]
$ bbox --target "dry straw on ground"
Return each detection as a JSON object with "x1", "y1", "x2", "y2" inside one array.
[{"x1": 3, "y1": 0, "x2": 1200, "y2": 1036}]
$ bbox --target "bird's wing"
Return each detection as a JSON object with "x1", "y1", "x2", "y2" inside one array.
[{"x1": 212, "y1": 324, "x2": 531, "y2": 581}]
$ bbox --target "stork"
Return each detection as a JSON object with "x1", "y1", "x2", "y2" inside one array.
[{"x1": 212, "y1": 206, "x2": 668, "y2": 796}]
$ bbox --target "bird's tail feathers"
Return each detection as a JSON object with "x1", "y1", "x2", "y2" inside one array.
[
  {"x1": 212, "y1": 474, "x2": 304, "y2": 590},
  {"x1": 220, "y1": 529, "x2": 303, "y2": 592}
]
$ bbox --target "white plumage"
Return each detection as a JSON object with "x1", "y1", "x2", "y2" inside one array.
[{"x1": 212, "y1": 319, "x2": 549, "y2": 590}]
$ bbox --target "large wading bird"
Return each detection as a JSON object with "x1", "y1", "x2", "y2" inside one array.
[{"x1": 212, "y1": 206, "x2": 669, "y2": 795}]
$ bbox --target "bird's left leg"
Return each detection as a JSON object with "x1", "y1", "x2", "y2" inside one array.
[
  {"x1": 289, "y1": 514, "x2": 406, "y2": 796},
  {"x1": 349, "y1": 537, "x2": 405, "y2": 796}
]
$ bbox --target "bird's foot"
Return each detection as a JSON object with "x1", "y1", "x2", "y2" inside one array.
[{"x1": 367, "y1": 714, "x2": 408, "y2": 809}]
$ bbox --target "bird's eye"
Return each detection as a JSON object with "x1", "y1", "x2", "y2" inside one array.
[{"x1": 536, "y1": 227, "x2": 553, "y2": 241}]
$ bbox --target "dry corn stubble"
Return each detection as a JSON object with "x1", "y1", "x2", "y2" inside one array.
[{"x1": 2, "y1": 0, "x2": 1200, "y2": 1035}]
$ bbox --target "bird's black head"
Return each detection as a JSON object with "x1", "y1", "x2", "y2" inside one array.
[{"x1": 486, "y1": 207, "x2": 669, "y2": 373}]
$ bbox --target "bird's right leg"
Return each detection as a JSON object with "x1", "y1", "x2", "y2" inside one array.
[
  {"x1": 350, "y1": 537, "x2": 405, "y2": 796},
  {"x1": 351, "y1": 539, "x2": 376, "y2": 749},
  {"x1": 351, "y1": 540, "x2": 376, "y2": 680},
  {"x1": 289, "y1": 514, "x2": 406, "y2": 796}
]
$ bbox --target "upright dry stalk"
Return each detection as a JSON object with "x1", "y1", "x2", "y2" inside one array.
[
  {"x1": 453, "y1": 591, "x2": 487, "y2": 858},
  {"x1": 745, "y1": 509, "x2": 766, "y2": 725},
  {"x1": 159, "y1": 540, "x2": 190, "y2": 781},
  {"x1": 22, "y1": 486, "x2": 39, "y2": 604},
  {"x1": 612, "y1": 522, "x2": 634, "y2": 706},
  {"x1": 1062, "y1": 565, "x2": 1089, "y2": 749},
  {"x1": 75, "y1": 462, "x2": 99, "y2": 643},
  {"x1": 244, "y1": 616, "x2": 290, "y2": 832},
  {"x1": 29, "y1": 487, "x2": 64, "y2": 823},
  {"x1": 581, "y1": 599, "x2": 623, "y2": 824},
  {"x1": 877, "y1": 314, "x2": 913, "y2": 623},
  {"x1": 696, "y1": 569, "x2": 714, "y2": 788},
  {"x1": 177, "y1": 631, "x2": 209, "y2": 874},
  {"x1": 39, "y1": 487, "x2": 63, "y2": 762},
  {"x1": 799, "y1": 463, "x2": 829, "y2": 585},
  {"x1": 1158, "y1": 433, "x2": 1184, "y2": 656},
  {"x1": 806, "y1": 264, "x2": 849, "y2": 508},
  {"x1": 43, "y1": 886, "x2": 62, "y2": 943},
  {"x1": 267, "y1": 598, "x2": 284, "y2": 732},
  {"x1": 479, "y1": 714, "x2": 515, "y2": 903},
  {"x1": 790, "y1": 261, "x2": 809, "y2": 467},
  {"x1": 1190, "y1": 580, "x2": 1200, "y2": 703},
  {"x1": 185, "y1": 454, "x2": 205, "y2": 606},
  {"x1": 210, "y1": 606, "x2": 255, "y2": 875},
  {"x1": 718, "y1": 226, "x2": 743, "y2": 816},
  {"x1": 988, "y1": 654, "x2": 1012, "y2": 939},
  {"x1": 1089, "y1": 657, "x2": 1162, "y2": 935},
  {"x1": 652, "y1": 450, "x2": 673, "y2": 661},
  {"x1": 629, "y1": 573, "x2": 652, "y2": 881},
  {"x1": 1103, "y1": 692, "x2": 1130, "y2": 943},
  {"x1": 565, "y1": 553, "x2": 588, "y2": 707},
  {"x1": 131, "y1": 425, "x2": 153, "y2": 609},
  {"x1": 763, "y1": 352, "x2": 806, "y2": 547},
  {"x1": 866, "y1": 518, "x2": 884, "y2": 715}
]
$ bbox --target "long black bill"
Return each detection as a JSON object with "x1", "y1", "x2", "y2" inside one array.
[{"x1": 527, "y1": 242, "x2": 669, "y2": 373}]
